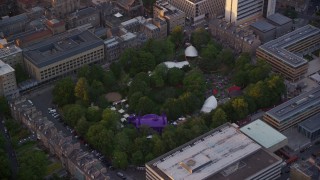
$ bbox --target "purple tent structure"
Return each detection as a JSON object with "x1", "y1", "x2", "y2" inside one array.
[{"x1": 127, "y1": 114, "x2": 168, "y2": 133}]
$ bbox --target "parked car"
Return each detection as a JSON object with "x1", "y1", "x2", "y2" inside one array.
[{"x1": 116, "y1": 172, "x2": 126, "y2": 179}]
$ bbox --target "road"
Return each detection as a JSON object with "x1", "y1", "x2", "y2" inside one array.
[
  {"x1": 0, "y1": 116, "x2": 18, "y2": 178},
  {"x1": 29, "y1": 86, "x2": 145, "y2": 180}
]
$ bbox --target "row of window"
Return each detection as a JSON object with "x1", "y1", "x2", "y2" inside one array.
[{"x1": 39, "y1": 49, "x2": 104, "y2": 80}]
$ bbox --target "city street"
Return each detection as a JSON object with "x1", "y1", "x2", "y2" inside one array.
[
  {"x1": 0, "y1": 116, "x2": 18, "y2": 178},
  {"x1": 29, "y1": 86, "x2": 145, "y2": 180}
]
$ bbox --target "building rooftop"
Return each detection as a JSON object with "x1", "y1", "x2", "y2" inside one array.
[
  {"x1": 70, "y1": 7, "x2": 97, "y2": 19},
  {"x1": 144, "y1": 23, "x2": 158, "y2": 30},
  {"x1": 104, "y1": 37, "x2": 121, "y2": 47},
  {"x1": 0, "y1": 44, "x2": 22, "y2": 58},
  {"x1": 147, "y1": 123, "x2": 281, "y2": 180},
  {"x1": 265, "y1": 86, "x2": 320, "y2": 123},
  {"x1": 120, "y1": 32, "x2": 136, "y2": 41},
  {"x1": 299, "y1": 113, "x2": 320, "y2": 133},
  {"x1": 250, "y1": 20, "x2": 276, "y2": 32},
  {"x1": 0, "y1": 60, "x2": 14, "y2": 75},
  {"x1": 23, "y1": 30, "x2": 104, "y2": 68},
  {"x1": 240, "y1": 119, "x2": 287, "y2": 149},
  {"x1": 260, "y1": 25, "x2": 320, "y2": 68},
  {"x1": 0, "y1": 13, "x2": 28, "y2": 27},
  {"x1": 267, "y1": 13, "x2": 292, "y2": 26}
]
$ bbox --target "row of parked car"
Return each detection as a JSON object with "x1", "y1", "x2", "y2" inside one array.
[{"x1": 48, "y1": 108, "x2": 60, "y2": 119}]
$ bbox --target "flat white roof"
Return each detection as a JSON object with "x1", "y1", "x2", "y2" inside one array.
[
  {"x1": 164, "y1": 61, "x2": 189, "y2": 69},
  {"x1": 155, "y1": 124, "x2": 261, "y2": 180},
  {"x1": 240, "y1": 119, "x2": 287, "y2": 149},
  {"x1": 0, "y1": 60, "x2": 14, "y2": 75}
]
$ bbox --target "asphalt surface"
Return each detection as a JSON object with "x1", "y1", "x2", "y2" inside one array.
[
  {"x1": 29, "y1": 86, "x2": 145, "y2": 180},
  {"x1": 0, "y1": 116, "x2": 18, "y2": 178}
]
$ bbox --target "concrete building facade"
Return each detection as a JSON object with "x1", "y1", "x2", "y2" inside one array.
[
  {"x1": 146, "y1": 123, "x2": 283, "y2": 180},
  {"x1": 169, "y1": 0, "x2": 225, "y2": 25},
  {"x1": 50, "y1": 0, "x2": 80, "y2": 18},
  {"x1": 0, "y1": 13, "x2": 28, "y2": 36},
  {"x1": 225, "y1": 0, "x2": 264, "y2": 25},
  {"x1": 0, "y1": 41, "x2": 23, "y2": 67},
  {"x1": 209, "y1": 18, "x2": 261, "y2": 55},
  {"x1": 298, "y1": 113, "x2": 320, "y2": 141},
  {"x1": 263, "y1": 86, "x2": 320, "y2": 132},
  {"x1": 257, "y1": 25, "x2": 320, "y2": 81},
  {"x1": 263, "y1": 0, "x2": 276, "y2": 17},
  {"x1": 67, "y1": 7, "x2": 100, "y2": 29},
  {"x1": 267, "y1": 13, "x2": 293, "y2": 38},
  {"x1": 250, "y1": 20, "x2": 276, "y2": 43},
  {"x1": 154, "y1": 1, "x2": 185, "y2": 33},
  {"x1": 23, "y1": 30, "x2": 104, "y2": 82},
  {"x1": 0, "y1": 60, "x2": 18, "y2": 97}
]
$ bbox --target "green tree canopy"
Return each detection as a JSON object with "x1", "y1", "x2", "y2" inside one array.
[
  {"x1": 170, "y1": 26, "x2": 184, "y2": 48},
  {"x1": 167, "y1": 68, "x2": 184, "y2": 86},
  {"x1": 52, "y1": 77, "x2": 75, "y2": 106},
  {"x1": 191, "y1": 28, "x2": 211, "y2": 50},
  {"x1": 74, "y1": 77, "x2": 90, "y2": 104},
  {"x1": 112, "y1": 151, "x2": 128, "y2": 169},
  {"x1": 211, "y1": 108, "x2": 228, "y2": 128},
  {"x1": 63, "y1": 104, "x2": 86, "y2": 126}
]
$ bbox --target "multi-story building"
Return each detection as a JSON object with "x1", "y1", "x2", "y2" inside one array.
[
  {"x1": 257, "y1": 25, "x2": 320, "y2": 81},
  {"x1": 298, "y1": 113, "x2": 320, "y2": 141},
  {"x1": 209, "y1": 18, "x2": 261, "y2": 55},
  {"x1": 263, "y1": 86, "x2": 320, "y2": 132},
  {"x1": 67, "y1": 7, "x2": 100, "y2": 30},
  {"x1": 0, "y1": 40, "x2": 23, "y2": 67},
  {"x1": 250, "y1": 13, "x2": 292, "y2": 44},
  {"x1": 152, "y1": 17, "x2": 168, "y2": 39},
  {"x1": 154, "y1": 1, "x2": 185, "y2": 33},
  {"x1": 0, "y1": 60, "x2": 18, "y2": 97},
  {"x1": 45, "y1": 19, "x2": 66, "y2": 35},
  {"x1": 250, "y1": 20, "x2": 276, "y2": 43},
  {"x1": 146, "y1": 123, "x2": 283, "y2": 180},
  {"x1": 290, "y1": 161, "x2": 314, "y2": 180},
  {"x1": 225, "y1": 0, "x2": 263, "y2": 25},
  {"x1": 0, "y1": 13, "x2": 28, "y2": 36},
  {"x1": 104, "y1": 37, "x2": 122, "y2": 62},
  {"x1": 115, "y1": 0, "x2": 143, "y2": 17},
  {"x1": 104, "y1": 30, "x2": 148, "y2": 62},
  {"x1": 23, "y1": 29, "x2": 104, "y2": 83},
  {"x1": 240, "y1": 119, "x2": 288, "y2": 152},
  {"x1": 169, "y1": 0, "x2": 225, "y2": 25},
  {"x1": 50, "y1": 0, "x2": 80, "y2": 18},
  {"x1": 263, "y1": 0, "x2": 276, "y2": 17},
  {"x1": 267, "y1": 13, "x2": 293, "y2": 38}
]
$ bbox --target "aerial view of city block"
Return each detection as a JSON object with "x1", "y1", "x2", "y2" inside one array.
[{"x1": 1, "y1": 0, "x2": 320, "y2": 179}]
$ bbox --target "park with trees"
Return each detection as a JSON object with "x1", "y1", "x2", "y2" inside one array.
[{"x1": 51, "y1": 26, "x2": 286, "y2": 168}]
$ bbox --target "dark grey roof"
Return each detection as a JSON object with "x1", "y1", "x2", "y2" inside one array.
[
  {"x1": 23, "y1": 30, "x2": 104, "y2": 68},
  {"x1": 299, "y1": 113, "x2": 320, "y2": 133},
  {"x1": 267, "y1": 13, "x2": 292, "y2": 26},
  {"x1": 0, "y1": 13, "x2": 28, "y2": 27},
  {"x1": 259, "y1": 25, "x2": 320, "y2": 68},
  {"x1": 265, "y1": 86, "x2": 320, "y2": 123},
  {"x1": 70, "y1": 7, "x2": 98, "y2": 19},
  {"x1": 251, "y1": 20, "x2": 276, "y2": 32}
]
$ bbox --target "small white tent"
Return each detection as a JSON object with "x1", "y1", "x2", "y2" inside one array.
[{"x1": 201, "y1": 96, "x2": 218, "y2": 113}]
